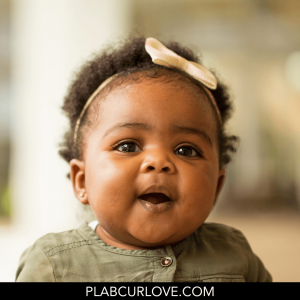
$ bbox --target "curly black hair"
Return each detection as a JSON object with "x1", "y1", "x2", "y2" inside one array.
[{"x1": 59, "y1": 35, "x2": 238, "y2": 176}]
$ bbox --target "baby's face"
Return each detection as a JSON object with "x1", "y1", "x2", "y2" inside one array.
[{"x1": 71, "y1": 78, "x2": 225, "y2": 250}]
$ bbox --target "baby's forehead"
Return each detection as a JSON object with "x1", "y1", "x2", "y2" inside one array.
[
  {"x1": 98, "y1": 73, "x2": 215, "y2": 111},
  {"x1": 92, "y1": 76, "x2": 218, "y2": 139}
]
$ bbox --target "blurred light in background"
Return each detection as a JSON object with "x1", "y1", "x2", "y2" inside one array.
[
  {"x1": 0, "y1": 0, "x2": 10, "y2": 220},
  {"x1": 285, "y1": 51, "x2": 300, "y2": 91},
  {"x1": 0, "y1": 0, "x2": 299, "y2": 282}
]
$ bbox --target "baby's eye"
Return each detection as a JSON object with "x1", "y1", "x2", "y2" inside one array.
[
  {"x1": 174, "y1": 146, "x2": 199, "y2": 157},
  {"x1": 116, "y1": 142, "x2": 141, "y2": 153}
]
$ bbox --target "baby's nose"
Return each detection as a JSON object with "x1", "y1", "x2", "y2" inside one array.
[{"x1": 139, "y1": 149, "x2": 176, "y2": 174}]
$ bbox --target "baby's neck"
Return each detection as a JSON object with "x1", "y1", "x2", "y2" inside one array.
[{"x1": 95, "y1": 224, "x2": 169, "y2": 250}]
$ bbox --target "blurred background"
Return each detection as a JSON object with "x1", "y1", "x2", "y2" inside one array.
[{"x1": 0, "y1": 0, "x2": 299, "y2": 281}]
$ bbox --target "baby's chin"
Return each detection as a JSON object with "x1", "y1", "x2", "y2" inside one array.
[
  {"x1": 96, "y1": 222, "x2": 174, "y2": 250},
  {"x1": 97, "y1": 216, "x2": 204, "y2": 250},
  {"x1": 123, "y1": 235, "x2": 176, "y2": 250},
  {"x1": 125, "y1": 226, "x2": 195, "y2": 249}
]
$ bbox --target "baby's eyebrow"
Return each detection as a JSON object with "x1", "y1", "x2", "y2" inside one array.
[
  {"x1": 103, "y1": 122, "x2": 153, "y2": 138},
  {"x1": 103, "y1": 122, "x2": 213, "y2": 147},
  {"x1": 172, "y1": 125, "x2": 213, "y2": 148}
]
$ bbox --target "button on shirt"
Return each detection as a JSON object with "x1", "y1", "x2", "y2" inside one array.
[
  {"x1": 160, "y1": 257, "x2": 173, "y2": 267},
  {"x1": 16, "y1": 222, "x2": 272, "y2": 282}
]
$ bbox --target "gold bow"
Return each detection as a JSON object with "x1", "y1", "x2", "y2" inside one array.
[{"x1": 145, "y1": 38, "x2": 217, "y2": 90}]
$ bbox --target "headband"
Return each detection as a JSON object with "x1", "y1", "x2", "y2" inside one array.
[{"x1": 73, "y1": 37, "x2": 221, "y2": 144}]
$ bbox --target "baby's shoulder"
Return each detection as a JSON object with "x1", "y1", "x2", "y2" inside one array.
[
  {"x1": 197, "y1": 222, "x2": 247, "y2": 238},
  {"x1": 32, "y1": 223, "x2": 91, "y2": 256},
  {"x1": 179, "y1": 223, "x2": 272, "y2": 282},
  {"x1": 16, "y1": 223, "x2": 94, "y2": 281},
  {"x1": 194, "y1": 222, "x2": 252, "y2": 249}
]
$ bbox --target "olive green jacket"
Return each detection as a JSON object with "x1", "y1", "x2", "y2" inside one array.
[{"x1": 16, "y1": 222, "x2": 272, "y2": 282}]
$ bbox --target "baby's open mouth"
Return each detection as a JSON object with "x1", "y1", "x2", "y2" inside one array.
[{"x1": 138, "y1": 193, "x2": 171, "y2": 205}]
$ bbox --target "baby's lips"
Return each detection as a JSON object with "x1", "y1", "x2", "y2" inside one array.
[
  {"x1": 139, "y1": 193, "x2": 171, "y2": 204},
  {"x1": 137, "y1": 184, "x2": 174, "y2": 202}
]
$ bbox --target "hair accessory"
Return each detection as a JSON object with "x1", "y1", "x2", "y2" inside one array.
[
  {"x1": 73, "y1": 74, "x2": 119, "y2": 144},
  {"x1": 145, "y1": 38, "x2": 221, "y2": 123},
  {"x1": 73, "y1": 38, "x2": 221, "y2": 145},
  {"x1": 145, "y1": 38, "x2": 217, "y2": 89}
]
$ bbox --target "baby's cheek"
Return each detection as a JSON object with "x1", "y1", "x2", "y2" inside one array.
[
  {"x1": 87, "y1": 156, "x2": 138, "y2": 205},
  {"x1": 179, "y1": 169, "x2": 217, "y2": 213},
  {"x1": 180, "y1": 163, "x2": 209, "y2": 189}
]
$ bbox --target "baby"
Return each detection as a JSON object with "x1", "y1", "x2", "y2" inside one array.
[{"x1": 16, "y1": 36, "x2": 272, "y2": 282}]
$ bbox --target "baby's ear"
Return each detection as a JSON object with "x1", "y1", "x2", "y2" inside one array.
[
  {"x1": 70, "y1": 159, "x2": 88, "y2": 205},
  {"x1": 213, "y1": 168, "x2": 226, "y2": 206}
]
